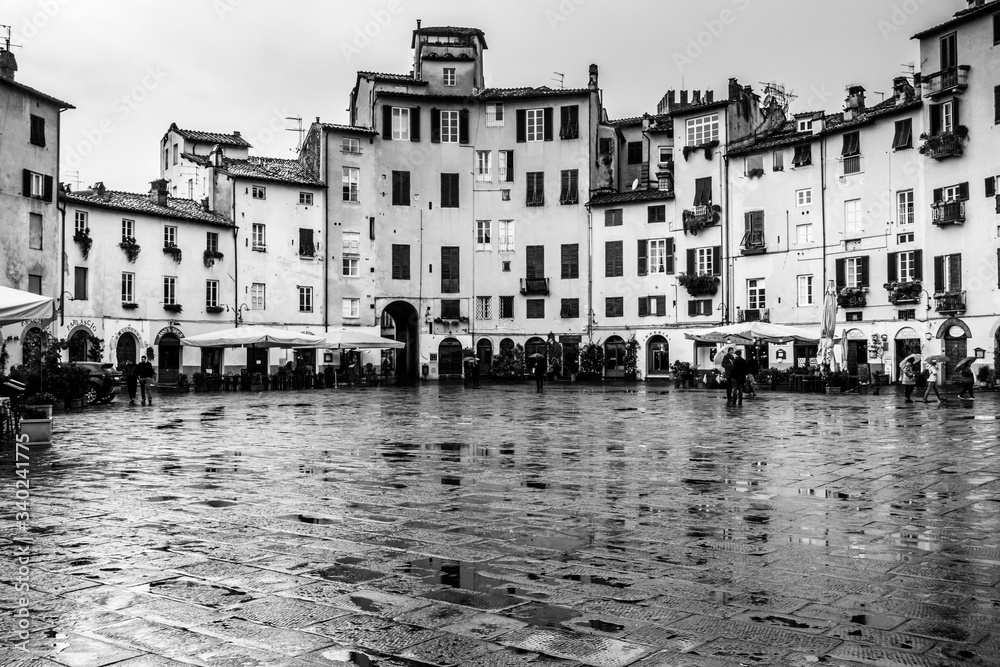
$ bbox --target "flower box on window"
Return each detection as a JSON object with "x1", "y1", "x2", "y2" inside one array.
[
  {"x1": 122, "y1": 302, "x2": 139, "y2": 309},
  {"x1": 163, "y1": 243, "x2": 182, "y2": 263},
  {"x1": 119, "y1": 237, "x2": 141, "y2": 263},
  {"x1": 681, "y1": 140, "x2": 719, "y2": 161},
  {"x1": 677, "y1": 273, "x2": 719, "y2": 297},
  {"x1": 73, "y1": 229, "x2": 93, "y2": 258},
  {"x1": 203, "y1": 249, "x2": 224, "y2": 268},
  {"x1": 682, "y1": 204, "x2": 721, "y2": 235},
  {"x1": 206, "y1": 305, "x2": 225, "y2": 314},
  {"x1": 918, "y1": 126, "x2": 967, "y2": 160},
  {"x1": 163, "y1": 304, "x2": 183, "y2": 313},
  {"x1": 837, "y1": 287, "x2": 868, "y2": 309},
  {"x1": 884, "y1": 280, "x2": 922, "y2": 305}
]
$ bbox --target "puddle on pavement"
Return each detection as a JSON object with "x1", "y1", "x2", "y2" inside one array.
[
  {"x1": 190, "y1": 499, "x2": 238, "y2": 508},
  {"x1": 507, "y1": 601, "x2": 582, "y2": 628},
  {"x1": 145, "y1": 495, "x2": 181, "y2": 502},
  {"x1": 274, "y1": 513, "x2": 340, "y2": 525},
  {"x1": 850, "y1": 613, "x2": 904, "y2": 629},
  {"x1": 561, "y1": 573, "x2": 631, "y2": 589},
  {"x1": 513, "y1": 530, "x2": 591, "y2": 552}
]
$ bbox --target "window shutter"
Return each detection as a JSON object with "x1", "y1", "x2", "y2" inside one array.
[
  {"x1": 836, "y1": 259, "x2": 846, "y2": 290},
  {"x1": 605, "y1": 242, "x2": 614, "y2": 277},
  {"x1": 958, "y1": 181, "x2": 970, "y2": 201},
  {"x1": 997, "y1": 248, "x2": 1000, "y2": 288},
  {"x1": 430, "y1": 108, "x2": 441, "y2": 143},
  {"x1": 410, "y1": 107, "x2": 421, "y2": 142},
  {"x1": 913, "y1": 249, "x2": 923, "y2": 281},
  {"x1": 859, "y1": 256, "x2": 870, "y2": 287},
  {"x1": 686, "y1": 249, "x2": 696, "y2": 275},
  {"x1": 382, "y1": 105, "x2": 392, "y2": 140},
  {"x1": 934, "y1": 255, "x2": 945, "y2": 293},
  {"x1": 891, "y1": 121, "x2": 902, "y2": 149},
  {"x1": 516, "y1": 110, "x2": 526, "y2": 143},
  {"x1": 22, "y1": 169, "x2": 30, "y2": 197},
  {"x1": 526, "y1": 173, "x2": 534, "y2": 206},
  {"x1": 560, "y1": 106, "x2": 569, "y2": 138},
  {"x1": 401, "y1": 171, "x2": 410, "y2": 205},
  {"x1": 569, "y1": 170, "x2": 578, "y2": 202},
  {"x1": 952, "y1": 98, "x2": 960, "y2": 127},
  {"x1": 43, "y1": 176, "x2": 53, "y2": 202},
  {"x1": 900, "y1": 119, "x2": 912, "y2": 148},
  {"x1": 933, "y1": 187, "x2": 943, "y2": 203},
  {"x1": 688, "y1": 300, "x2": 698, "y2": 317},
  {"x1": 886, "y1": 252, "x2": 898, "y2": 282},
  {"x1": 637, "y1": 240, "x2": 647, "y2": 276},
  {"x1": 949, "y1": 254, "x2": 962, "y2": 292},
  {"x1": 459, "y1": 109, "x2": 470, "y2": 144},
  {"x1": 391, "y1": 171, "x2": 400, "y2": 205},
  {"x1": 655, "y1": 296, "x2": 666, "y2": 316},
  {"x1": 986, "y1": 177, "x2": 996, "y2": 198},
  {"x1": 402, "y1": 245, "x2": 410, "y2": 279},
  {"x1": 543, "y1": 107, "x2": 553, "y2": 141},
  {"x1": 664, "y1": 238, "x2": 674, "y2": 275},
  {"x1": 636, "y1": 296, "x2": 647, "y2": 317},
  {"x1": 614, "y1": 244, "x2": 623, "y2": 277},
  {"x1": 560, "y1": 170, "x2": 569, "y2": 202},
  {"x1": 712, "y1": 246, "x2": 721, "y2": 275},
  {"x1": 929, "y1": 104, "x2": 941, "y2": 134},
  {"x1": 744, "y1": 211, "x2": 753, "y2": 232},
  {"x1": 995, "y1": 85, "x2": 1000, "y2": 124}
]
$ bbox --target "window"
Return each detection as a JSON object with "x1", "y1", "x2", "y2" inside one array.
[
  {"x1": 526, "y1": 299, "x2": 545, "y2": 319},
  {"x1": 476, "y1": 151, "x2": 492, "y2": 182},
  {"x1": 24, "y1": 170, "x2": 47, "y2": 199},
  {"x1": 693, "y1": 177, "x2": 712, "y2": 206},
  {"x1": 121, "y1": 272, "x2": 134, "y2": 303},
  {"x1": 74, "y1": 267, "x2": 88, "y2": 301},
  {"x1": 163, "y1": 225, "x2": 177, "y2": 248},
  {"x1": 696, "y1": 247, "x2": 716, "y2": 276},
  {"x1": 837, "y1": 256, "x2": 869, "y2": 289},
  {"x1": 121, "y1": 219, "x2": 134, "y2": 242},
  {"x1": 686, "y1": 113, "x2": 719, "y2": 146},
  {"x1": 28, "y1": 213, "x2": 42, "y2": 250},
  {"x1": 299, "y1": 286, "x2": 313, "y2": 313},
  {"x1": 792, "y1": 144, "x2": 812, "y2": 167},
  {"x1": 627, "y1": 141, "x2": 643, "y2": 164},
  {"x1": 638, "y1": 296, "x2": 667, "y2": 317},
  {"x1": 657, "y1": 175, "x2": 671, "y2": 191},
  {"x1": 647, "y1": 238, "x2": 673, "y2": 274},
  {"x1": 559, "y1": 105, "x2": 579, "y2": 139},
  {"x1": 252, "y1": 223, "x2": 266, "y2": 250},
  {"x1": 499, "y1": 296, "x2": 514, "y2": 319},
  {"x1": 342, "y1": 167, "x2": 359, "y2": 202},
  {"x1": 441, "y1": 246, "x2": 460, "y2": 293},
  {"x1": 940, "y1": 32, "x2": 957, "y2": 70},
  {"x1": 688, "y1": 299, "x2": 713, "y2": 317},
  {"x1": 206, "y1": 231, "x2": 219, "y2": 253},
  {"x1": 391, "y1": 244, "x2": 410, "y2": 279},
  {"x1": 74, "y1": 211, "x2": 88, "y2": 236},
  {"x1": 391, "y1": 107, "x2": 410, "y2": 140},
  {"x1": 342, "y1": 298, "x2": 360, "y2": 319},
  {"x1": 797, "y1": 275, "x2": 813, "y2": 306},
  {"x1": 206, "y1": 280, "x2": 219, "y2": 308},
  {"x1": 486, "y1": 103, "x2": 504, "y2": 127},
  {"x1": 526, "y1": 108, "x2": 545, "y2": 142},
  {"x1": 251, "y1": 283, "x2": 266, "y2": 310},
  {"x1": 892, "y1": 119, "x2": 912, "y2": 150},
  {"x1": 30, "y1": 114, "x2": 45, "y2": 147},
  {"x1": 498, "y1": 220, "x2": 514, "y2": 252},
  {"x1": 605, "y1": 241, "x2": 623, "y2": 277},
  {"x1": 796, "y1": 188, "x2": 812, "y2": 207},
  {"x1": 172, "y1": 143, "x2": 178, "y2": 165},
  {"x1": 796, "y1": 224, "x2": 813, "y2": 245},
  {"x1": 995, "y1": 85, "x2": 1000, "y2": 124},
  {"x1": 502, "y1": 261, "x2": 511, "y2": 272},
  {"x1": 561, "y1": 244, "x2": 578, "y2": 279},
  {"x1": 741, "y1": 211, "x2": 765, "y2": 249},
  {"x1": 163, "y1": 276, "x2": 177, "y2": 306},
  {"x1": 658, "y1": 146, "x2": 672, "y2": 164},
  {"x1": 747, "y1": 279, "x2": 766, "y2": 309},
  {"x1": 299, "y1": 192, "x2": 314, "y2": 206},
  {"x1": 560, "y1": 299, "x2": 580, "y2": 318},
  {"x1": 526, "y1": 172, "x2": 544, "y2": 206},
  {"x1": 343, "y1": 232, "x2": 360, "y2": 276},
  {"x1": 797, "y1": 118, "x2": 813, "y2": 133},
  {"x1": 745, "y1": 155, "x2": 764, "y2": 175},
  {"x1": 252, "y1": 185, "x2": 266, "y2": 200},
  {"x1": 844, "y1": 199, "x2": 862, "y2": 236},
  {"x1": 897, "y1": 190, "x2": 914, "y2": 224},
  {"x1": 559, "y1": 169, "x2": 578, "y2": 205},
  {"x1": 605, "y1": 297, "x2": 624, "y2": 318},
  {"x1": 841, "y1": 131, "x2": 860, "y2": 157},
  {"x1": 935, "y1": 182, "x2": 969, "y2": 203},
  {"x1": 526, "y1": 245, "x2": 544, "y2": 279},
  {"x1": 773, "y1": 150, "x2": 784, "y2": 171},
  {"x1": 898, "y1": 232, "x2": 914, "y2": 244},
  {"x1": 299, "y1": 228, "x2": 315, "y2": 257},
  {"x1": 443, "y1": 67, "x2": 456, "y2": 86},
  {"x1": 995, "y1": 12, "x2": 1000, "y2": 45},
  {"x1": 599, "y1": 137, "x2": 614, "y2": 155},
  {"x1": 891, "y1": 250, "x2": 921, "y2": 283},
  {"x1": 441, "y1": 173, "x2": 460, "y2": 208},
  {"x1": 498, "y1": 150, "x2": 514, "y2": 182},
  {"x1": 27, "y1": 275, "x2": 42, "y2": 295},
  {"x1": 341, "y1": 137, "x2": 361, "y2": 154},
  {"x1": 934, "y1": 253, "x2": 962, "y2": 293},
  {"x1": 501, "y1": 189, "x2": 511, "y2": 201},
  {"x1": 392, "y1": 170, "x2": 410, "y2": 206},
  {"x1": 648, "y1": 205, "x2": 666, "y2": 223},
  {"x1": 605, "y1": 209, "x2": 623, "y2": 227},
  {"x1": 476, "y1": 296, "x2": 492, "y2": 320},
  {"x1": 440, "y1": 299, "x2": 459, "y2": 319},
  {"x1": 476, "y1": 220, "x2": 492, "y2": 251}
]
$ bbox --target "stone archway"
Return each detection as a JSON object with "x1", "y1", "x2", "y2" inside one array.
[
  {"x1": 68, "y1": 328, "x2": 91, "y2": 362},
  {"x1": 115, "y1": 332, "x2": 138, "y2": 369},
  {"x1": 476, "y1": 338, "x2": 493, "y2": 374},
  {"x1": 604, "y1": 336, "x2": 626, "y2": 378},
  {"x1": 380, "y1": 300, "x2": 418, "y2": 379},
  {"x1": 646, "y1": 335, "x2": 670, "y2": 377}
]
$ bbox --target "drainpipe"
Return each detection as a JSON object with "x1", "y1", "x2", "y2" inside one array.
[
  {"x1": 585, "y1": 202, "x2": 593, "y2": 341},
  {"x1": 820, "y1": 134, "x2": 828, "y2": 299},
  {"x1": 722, "y1": 109, "x2": 731, "y2": 325},
  {"x1": 322, "y1": 127, "x2": 329, "y2": 334},
  {"x1": 57, "y1": 198, "x2": 67, "y2": 327},
  {"x1": 232, "y1": 178, "x2": 239, "y2": 327}
]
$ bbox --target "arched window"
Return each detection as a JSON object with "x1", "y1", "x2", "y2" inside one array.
[
  {"x1": 438, "y1": 338, "x2": 463, "y2": 376},
  {"x1": 499, "y1": 338, "x2": 515, "y2": 357},
  {"x1": 604, "y1": 336, "x2": 625, "y2": 378},
  {"x1": 647, "y1": 336, "x2": 669, "y2": 375},
  {"x1": 524, "y1": 337, "x2": 545, "y2": 370},
  {"x1": 68, "y1": 329, "x2": 91, "y2": 362}
]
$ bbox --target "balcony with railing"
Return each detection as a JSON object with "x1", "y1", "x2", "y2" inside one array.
[
  {"x1": 738, "y1": 308, "x2": 769, "y2": 323},
  {"x1": 837, "y1": 287, "x2": 868, "y2": 309},
  {"x1": 740, "y1": 230, "x2": 766, "y2": 256},
  {"x1": 934, "y1": 291, "x2": 966, "y2": 314},
  {"x1": 919, "y1": 131, "x2": 966, "y2": 160},
  {"x1": 839, "y1": 154, "x2": 864, "y2": 176},
  {"x1": 922, "y1": 65, "x2": 970, "y2": 98},
  {"x1": 682, "y1": 204, "x2": 720, "y2": 235},
  {"x1": 520, "y1": 278, "x2": 550, "y2": 295},
  {"x1": 931, "y1": 201, "x2": 965, "y2": 226}
]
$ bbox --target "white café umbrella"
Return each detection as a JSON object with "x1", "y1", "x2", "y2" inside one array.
[
  {"x1": 303, "y1": 329, "x2": 405, "y2": 350},
  {"x1": 685, "y1": 321, "x2": 826, "y2": 344},
  {"x1": 819, "y1": 280, "x2": 839, "y2": 371},
  {"x1": 180, "y1": 326, "x2": 325, "y2": 349},
  {"x1": 0, "y1": 286, "x2": 55, "y2": 326}
]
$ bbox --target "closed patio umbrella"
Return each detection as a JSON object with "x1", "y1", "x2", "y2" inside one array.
[{"x1": 819, "y1": 280, "x2": 838, "y2": 371}]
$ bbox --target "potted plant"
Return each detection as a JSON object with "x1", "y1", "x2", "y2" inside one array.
[
  {"x1": 678, "y1": 273, "x2": 720, "y2": 296},
  {"x1": 119, "y1": 237, "x2": 141, "y2": 263},
  {"x1": 747, "y1": 167, "x2": 765, "y2": 179},
  {"x1": 73, "y1": 227, "x2": 93, "y2": 258},
  {"x1": 623, "y1": 335, "x2": 639, "y2": 381},
  {"x1": 163, "y1": 304, "x2": 183, "y2": 313},
  {"x1": 203, "y1": 249, "x2": 224, "y2": 268},
  {"x1": 24, "y1": 393, "x2": 56, "y2": 419},
  {"x1": 977, "y1": 365, "x2": 992, "y2": 389},
  {"x1": 176, "y1": 373, "x2": 190, "y2": 392},
  {"x1": 837, "y1": 286, "x2": 868, "y2": 308},
  {"x1": 20, "y1": 405, "x2": 52, "y2": 445},
  {"x1": 884, "y1": 280, "x2": 922, "y2": 305},
  {"x1": 579, "y1": 340, "x2": 604, "y2": 381},
  {"x1": 163, "y1": 242, "x2": 182, "y2": 263},
  {"x1": 670, "y1": 361, "x2": 694, "y2": 388}
]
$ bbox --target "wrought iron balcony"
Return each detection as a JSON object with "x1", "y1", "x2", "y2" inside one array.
[
  {"x1": 884, "y1": 280, "x2": 922, "y2": 305},
  {"x1": 837, "y1": 288, "x2": 867, "y2": 309},
  {"x1": 922, "y1": 65, "x2": 970, "y2": 98},
  {"x1": 839, "y1": 154, "x2": 864, "y2": 176},
  {"x1": 738, "y1": 308, "x2": 769, "y2": 323},
  {"x1": 919, "y1": 132, "x2": 965, "y2": 160},
  {"x1": 934, "y1": 291, "x2": 966, "y2": 314},
  {"x1": 931, "y1": 201, "x2": 965, "y2": 226},
  {"x1": 682, "y1": 205, "x2": 720, "y2": 235},
  {"x1": 520, "y1": 278, "x2": 550, "y2": 295}
]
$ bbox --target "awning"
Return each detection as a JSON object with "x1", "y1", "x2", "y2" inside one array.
[
  {"x1": 180, "y1": 326, "x2": 326, "y2": 349},
  {"x1": 685, "y1": 321, "x2": 833, "y2": 345},
  {"x1": 298, "y1": 329, "x2": 405, "y2": 350},
  {"x1": 0, "y1": 286, "x2": 55, "y2": 327}
]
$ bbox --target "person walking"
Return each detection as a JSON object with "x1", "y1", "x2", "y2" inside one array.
[
  {"x1": 472, "y1": 359, "x2": 480, "y2": 388},
  {"x1": 958, "y1": 364, "x2": 975, "y2": 400},
  {"x1": 123, "y1": 359, "x2": 138, "y2": 405},
  {"x1": 534, "y1": 358, "x2": 545, "y2": 393},
  {"x1": 922, "y1": 360, "x2": 943, "y2": 403},
  {"x1": 745, "y1": 355, "x2": 759, "y2": 397},
  {"x1": 729, "y1": 350, "x2": 748, "y2": 405},
  {"x1": 136, "y1": 355, "x2": 155, "y2": 405},
  {"x1": 720, "y1": 348, "x2": 735, "y2": 403},
  {"x1": 900, "y1": 358, "x2": 916, "y2": 403}
]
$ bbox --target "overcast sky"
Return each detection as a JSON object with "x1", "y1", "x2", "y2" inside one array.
[{"x1": 6, "y1": 0, "x2": 959, "y2": 193}]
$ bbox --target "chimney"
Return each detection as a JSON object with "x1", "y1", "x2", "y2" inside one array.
[
  {"x1": 642, "y1": 113, "x2": 651, "y2": 131},
  {"x1": 680, "y1": 90, "x2": 688, "y2": 106},
  {"x1": 0, "y1": 49, "x2": 16, "y2": 81},
  {"x1": 149, "y1": 178, "x2": 169, "y2": 207},
  {"x1": 705, "y1": 90, "x2": 714, "y2": 104},
  {"x1": 92, "y1": 182, "x2": 108, "y2": 201},
  {"x1": 693, "y1": 90, "x2": 701, "y2": 104},
  {"x1": 416, "y1": 18, "x2": 421, "y2": 29},
  {"x1": 209, "y1": 144, "x2": 225, "y2": 167},
  {"x1": 200, "y1": 197, "x2": 210, "y2": 212},
  {"x1": 667, "y1": 90, "x2": 675, "y2": 110},
  {"x1": 588, "y1": 63, "x2": 599, "y2": 91},
  {"x1": 892, "y1": 76, "x2": 914, "y2": 105},
  {"x1": 844, "y1": 85, "x2": 866, "y2": 120}
]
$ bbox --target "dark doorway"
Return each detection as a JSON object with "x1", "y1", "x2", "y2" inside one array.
[
  {"x1": 943, "y1": 336, "x2": 967, "y2": 384},
  {"x1": 380, "y1": 301, "x2": 418, "y2": 379},
  {"x1": 116, "y1": 333, "x2": 137, "y2": 369},
  {"x1": 604, "y1": 336, "x2": 626, "y2": 378},
  {"x1": 525, "y1": 337, "x2": 545, "y2": 373},
  {"x1": 647, "y1": 336, "x2": 670, "y2": 377},
  {"x1": 438, "y1": 338, "x2": 463, "y2": 376},
  {"x1": 158, "y1": 334, "x2": 181, "y2": 384},
  {"x1": 68, "y1": 330, "x2": 90, "y2": 362},
  {"x1": 201, "y1": 347, "x2": 222, "y2": 375},
  {"x1": 846, "y1": 340, "x2": 867, "y2": 375},
  {"x1": 894, "y1": 337, "x2": 922, "y2": 382},
  {"x1": 476, "y1": 338, "x2": 493, "y2": 375},
  {"x1": 248, "y1": 348, "x2": 269, "y2": 374},
  {"x1": 746, "y1": 342, "x2": 769, "y2": 370}
]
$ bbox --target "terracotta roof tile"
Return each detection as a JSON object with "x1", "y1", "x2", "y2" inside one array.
[
  {"x1": 412, "y1": 26, "x2": 488, "y2": 48},
  {"x1": 318, "y1": 123, "x2": 378, "y2": 135},
  {"x1": 169, "y1": 122, "x2": 252, "y2": 148},
  {"x1": 181, "y1": 153, "x2": 324, "y2": 187},
  {"x1": 358, "y1": 71, "x2": 426, "y2": 84},
  {"x1": 477, "y1": 86, "x2": 590, "y2": 100},
  {"x1": 0, "y1": 76, "x2": 74, "y2": 109},
  {"x1": 61, "y1": 190, "x2": 232, "y2": 226},
  {"x1": 589, "y1": 189, "x2": 675, "y2": 206},
  {"x1": 912, "y1": 0, "x2": 1000, "y2": 39}
]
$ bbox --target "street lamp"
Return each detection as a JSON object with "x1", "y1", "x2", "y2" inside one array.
[{"x1": 234, "y1": 303, "x2": 250, "y2": 325}]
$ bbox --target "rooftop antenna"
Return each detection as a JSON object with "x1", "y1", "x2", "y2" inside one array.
[
  {"x1": 759, "y1": 81, "x2": 797, "y2": 114},
  {"x1": 551, "y1": 72, "x2": 564, "y2": 89},
  {"x1": 64, "y1": 170, "x2": 81, "y2": 191},
  {"x1": 1, "y1": 24, "x2": 23, "y2": 51},
  {"x1": 873, "y1": 91, "x2": 886, "y2": 103},
  {"x1": 285, "y1": 116, "x2": 304, "y2": 152},
  {"x1": 901, "y1": 62, "x2": 916, "y2": 82}
]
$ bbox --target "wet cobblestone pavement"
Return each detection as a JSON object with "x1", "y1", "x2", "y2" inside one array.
[{"x1": 2, "y1": 384, "x2": 1000, "y2": 666}]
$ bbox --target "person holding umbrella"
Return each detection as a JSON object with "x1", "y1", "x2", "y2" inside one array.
[
  {"x1": 956, "y1": 357, "x2": 977, "y2": 400},
  {"x1": 899, "y1": 354, "x2": 919, "y2": 403},
  {"x1": 922, "y1": 359, "x2": 944, "y2": 403},
  {"x1": 529, "y1": 353, "x2": 546, "y2": 393}
]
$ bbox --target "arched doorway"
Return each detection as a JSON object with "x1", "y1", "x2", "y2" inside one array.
[
  {"x1": 605, "y1": 336, "x2": 626, "y2": 378},
  {"x1": 524, "y1": 337, "x2": 545, "y2": 372},
  {"x1": 21, "y1": 327, "x2": 44, "y2": 366},
  {"x1": 116, "y1": 332, "x2": 138, "y2": 369},
  {"x1": 438, "y1": 338, "x2": 463, "y2": 376},
  {"x1": 155, "y1": 328, "x2": 183, "y2": 385},
  {"x1": 894, "y1": 327, "x2": 922, "y2": 382},
  {"x1": 937, "y1": 318, "x2": 971, "y2": 383},
  {"x1": 476, "y1": 338, "x2": 493, "y2": 374},
  {"x1": 647, "y1": 336, "x2": 670, "y2": 377},
  {"x1": 68, "y1": 329, "x2": 91, "y2": 362},
  {"x1": 380, "y1": 301, "x2": 419, "y2": 379},
  {"x1": 499, "y1": 338, "x2": 515, "y2": 358},
  {"x1": 844, "y1": 328, "x2": 867, "y2": 376}
]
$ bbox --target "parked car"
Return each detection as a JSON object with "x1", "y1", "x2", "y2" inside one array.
[{"x1": 74, "y1": 362, "x2": 123, "y2": 404}]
